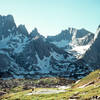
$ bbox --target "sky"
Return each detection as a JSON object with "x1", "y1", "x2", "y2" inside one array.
[{"x1": 0, "y1": 0, "x2": 100, "y2": 36}]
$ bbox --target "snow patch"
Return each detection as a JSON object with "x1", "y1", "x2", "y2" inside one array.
[{"x1": 36, "y1": 53, "x2": 51, "y2": 73}]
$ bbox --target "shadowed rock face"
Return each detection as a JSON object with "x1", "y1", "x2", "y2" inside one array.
[
  {"x1": 46, "y1": 28, "x2": 94, "y2": 45},
  {"x1": 17, "y1": 25, "x2": 28, "y2": 36},
  {"x1": 0, "y1": 54, "x2": 10, "y2": 72},
  {"x1": 83, "y1": 26, "x2": 100, "y2": 68},
  {"x1": 22, "y1": 38, "x2": 67, "y2": 61},
  {"x1": 46, "y1": 27, "x2": 94, "y2": 60},
  {"x1": 0, "y1": 15, "x2": 98, "y2": 80},
  {"x1": 47, "y1": 29, "x2": 72, "y2": 42},
  {"x1": 76, "y1": 33, "x2": 94, "y2": 45},
  {"x1": 0, "y1": 15, "x2": 71, "y2": 79},
  {"x1": 29, "y1": 28, "x2": 39, "y2": 38},
  {"x1": 29, "y1": 28, "x2": 45, "y2": 40},
  {"x1": 0, "y1": 15, "x2": 17, "y2": 39},
  {"x1": 75, "y1": 28, "x2": 91, "y2": 38}
]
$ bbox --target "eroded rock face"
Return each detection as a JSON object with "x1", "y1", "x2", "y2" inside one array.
[
  {"x1": 0, "y1": 15, "x2": 71, "y2": 79},
  {"x1": 47, "y1": 29, "x2": 72, "y2": 42},
  {"x1": 29, "y1": 28, "x2": 45, "y2": 40},
  {"x1": 0, "y1": 15, "x2": 16, "y2": 39},
  {"x1": 17, "y1": 25, "x2": 28, "y2": 36},
  {"x1": 0, "y1": 54, "x2": 11, "y2": 72},
  {"x1": 83, "y1": 26, "x2": 100, "y2": 68},
  {"x1": 0, "y1": 14, "x2": 97, "y2": 80},
  {"x1": 46, "y1": 27, "x2": 94, "y2": 59},
  {"x1": 47, "y1": 28, "x2": 94, "y2": 45}
]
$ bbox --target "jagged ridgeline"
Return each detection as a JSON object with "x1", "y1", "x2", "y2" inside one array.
[{"x1": 0, "y1": 15, "x2": 99, "y2": 80}]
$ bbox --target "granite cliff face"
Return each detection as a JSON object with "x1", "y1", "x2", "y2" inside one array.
[
  {"x1": 47, "y1": 28, "x2": 94, "y2": 45},
  {"x1": 0, "y1": 15, "x2": 72, "y2": 79},
  {"x1": 0, "y1": 15, "x2": 17, "y2": 39},
  {"x1": 47, "y1": 28, "x2": 94, "y2": 58},
  {"x1": 83, "y1": 26, "x2": 100, "y2": 69},
  {"x1": 0, "y1": 15, "x2": 96, "y2": 80}
]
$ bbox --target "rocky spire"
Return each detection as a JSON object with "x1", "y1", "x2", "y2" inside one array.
[
  {"x1": 29, "y1": 28, "x2": 40, "y2": 38},
  {"x1": 0, "y1": 15, "x2": 16, "y2": 39},
  {"x1": 17, "y1": 24, "x2": 28, "y2": 36}
]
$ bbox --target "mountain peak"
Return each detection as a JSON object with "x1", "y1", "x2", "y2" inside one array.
[
  {"x1": 0, "y1": 14, "x2": 14, "y2": 22},
  {"x1": 30, "y1": 28, "x2": 40, "y2": 38},
  {"x1": 0, "y1": 14, "x2": 15, "y2": 25},
  {"x1": 0, "y1": 15, "x2": 16, "y2": 38},
  {"x1": 2, "y1": 15, "x2": 14, "y2": 22},
  {"x1": 33, "y1": 27, "x2": 38, "y2": 33},
  {"x1": 17, "y1": 24, "x2": 28, "y2": 36}
]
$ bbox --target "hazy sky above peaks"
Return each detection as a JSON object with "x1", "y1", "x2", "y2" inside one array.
[{"x1": 0, "y1": 0, "x2": 100, "y2": 36}]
